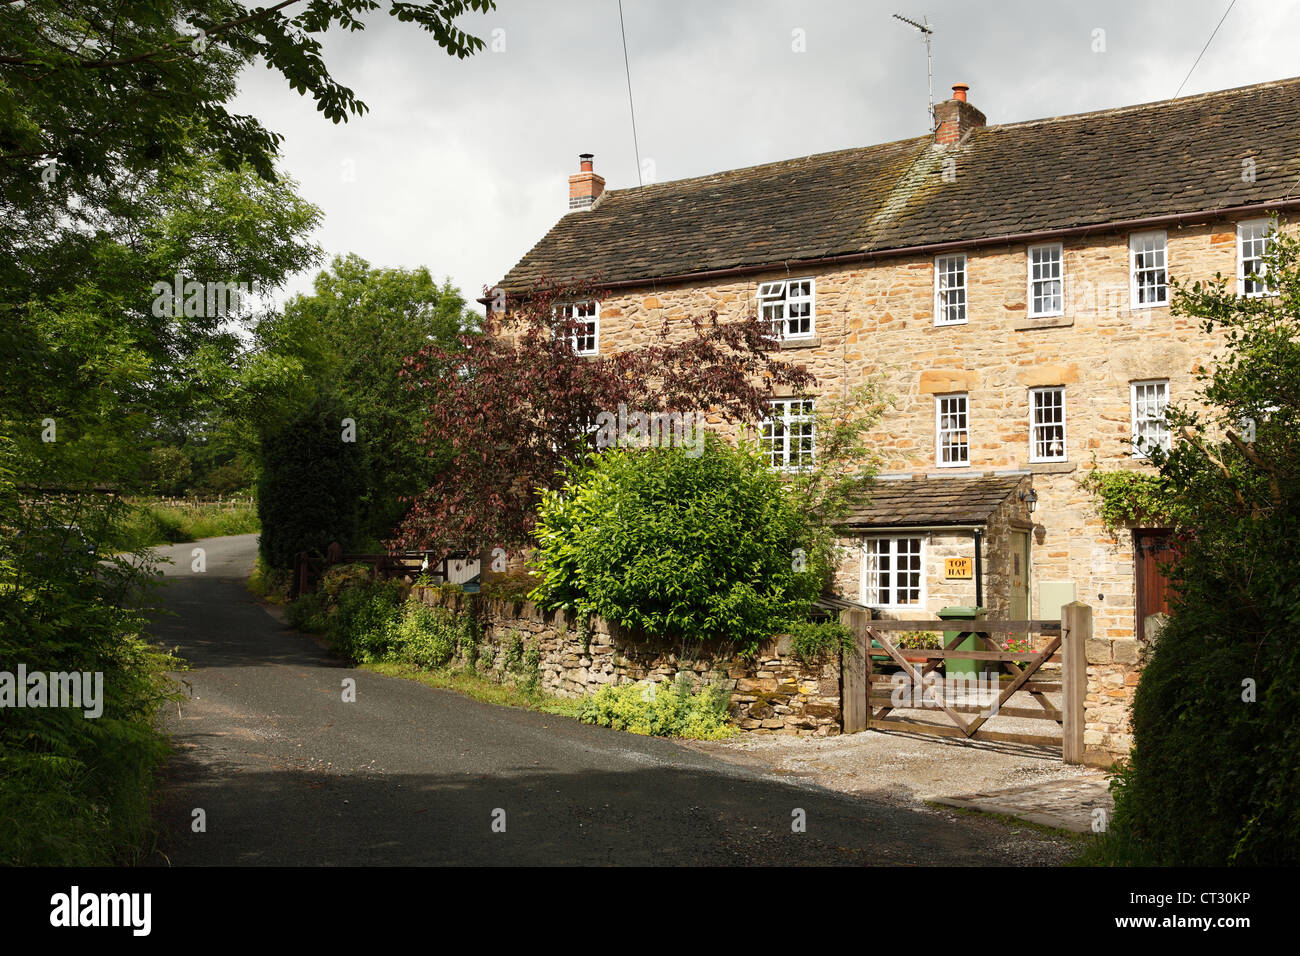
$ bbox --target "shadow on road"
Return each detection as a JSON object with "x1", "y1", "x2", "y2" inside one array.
[{"x1": 148, "y1": 746, "x2": 1073, "y2": 867}]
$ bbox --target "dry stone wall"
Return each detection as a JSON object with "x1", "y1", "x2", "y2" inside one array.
[{"x1": 413, "y1": 586, "x2": 843, "y2": 735}]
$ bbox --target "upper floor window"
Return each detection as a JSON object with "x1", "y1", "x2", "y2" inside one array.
[
  {"x1": 1131, "y1": 380, "x2": 1170, "y2": 458},
  {"x1": 757, "y1": 278, "x2": 815, "y2": 340},
  {"x1": 1130, "y1": 231, "x2": 1168, "y2": 308},
  {"x1": 1027, "y1": 243, "x2": 1064, "y2": 318},
  {"x1": 861, "y1": 536, "x2": 925, "y2": 609},
  {"x1": 556, "y1": 301, "x2": 598, "y2": 355},
  {"x1": 935, "y1": 393, "x2": 969, "y2": 467},
  {"x1": 1238, "y1": 219, "x2": 1274, "y2": 297},
  {"x1": 1030, "y1": 386, "x2": 1067, "y2": 462},
  {"x1": 934, "y1": 254, "x2": 967, "y2": 326},
  {"x1": 760, "y1": 398, "x2": 815, "y2": 470}
]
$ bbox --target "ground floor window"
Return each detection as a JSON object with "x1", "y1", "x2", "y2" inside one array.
[{"x1": 861, "y1": 536, "x2": 925, "y2": 608}]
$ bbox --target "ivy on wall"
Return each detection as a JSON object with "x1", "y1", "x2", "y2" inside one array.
[{"x1": 1077, "y1": 468, "x2": 1185, "y2": 533}]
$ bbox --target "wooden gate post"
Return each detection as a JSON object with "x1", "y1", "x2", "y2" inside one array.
[
  {"x1": 841, "y1": 608, "x2": 870, "y2": 734},
  {"x1": 1061, "y1": 601, "x2": 1091, "y2": 764}
]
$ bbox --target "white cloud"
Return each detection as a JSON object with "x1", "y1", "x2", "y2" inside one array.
[{"x1": 228, "y1": 0, "x2": 1300, "y2": 311}]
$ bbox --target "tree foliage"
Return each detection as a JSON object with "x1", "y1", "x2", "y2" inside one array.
[
  {"x1": 256, "y1": 393, "x2": 370, "y2": 569},
  {"x1": 1098, "y1": 220, "x2": 1300, "y2": 865},
  {"x1": 1, "y1": 1, "x2": 494, "y2": 218},
  {"x1": 394, "y1": 278, "x2": 818, "y2": 555},
  {"x1": 248, "y1": 253, "x2": 474, "y2": 540},
  {"x1": 530, "y1": 437, "x2": 829, "y2": 651}
]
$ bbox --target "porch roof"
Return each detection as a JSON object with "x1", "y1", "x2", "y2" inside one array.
[{"x1": 839, "y1": 474, "x2": 1026, "y2": 529}]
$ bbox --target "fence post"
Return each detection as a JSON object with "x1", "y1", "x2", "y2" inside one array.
[
  {"x1": 841, "y1": 608, "x2": 870, "y2": 734},
  {"x1": 1061, "y1": 601, "x2": 1091, "y2": 765}
]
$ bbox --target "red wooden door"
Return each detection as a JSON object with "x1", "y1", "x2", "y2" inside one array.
[{"x1": 1134, "y1": 530, "x2": 1179, "y2": 638}]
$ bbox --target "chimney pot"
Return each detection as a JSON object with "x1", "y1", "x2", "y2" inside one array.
[
  {"x1": 569, "y1": 153, "x2": 605, "y2": 210},
  {"x1": 933, "y1": 85, "x2": 986, "y2": 147}
]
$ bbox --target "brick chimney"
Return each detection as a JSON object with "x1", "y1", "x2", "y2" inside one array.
[
  {"x1": 568, "y1": 153, "x2": 605, "y2": 210},
  {"x1": 934, "y1": 83, "x2": 986, "y2": 146}
]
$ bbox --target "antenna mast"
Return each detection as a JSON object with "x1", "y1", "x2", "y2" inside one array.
[{"x1": 892, "y1": 13, "x2": 935, "y2": 131}]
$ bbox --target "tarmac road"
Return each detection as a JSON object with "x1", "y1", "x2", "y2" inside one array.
[{"x1": 147, "y1": 534, "x2": 1076, "y2": 866}]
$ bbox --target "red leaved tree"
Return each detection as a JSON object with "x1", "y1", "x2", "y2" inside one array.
[{"x1": 391, "y1": 277, "x2": 817, "y2": 556}]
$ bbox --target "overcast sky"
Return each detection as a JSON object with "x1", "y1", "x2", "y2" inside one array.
[{"x1": 229, "y1": 0, "x2": 1300, "y2": 311}]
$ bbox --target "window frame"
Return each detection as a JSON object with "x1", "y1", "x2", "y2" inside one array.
[
  {"x1": 760, "y1": 397, "x2": 816, "y2": 471},
  {"x1": 1130, "y1": 380, "x2": 1170, "y2": 459},
  {"x1": 555, "y1": 300, "x2": 599, "y2": 356},
  {"x1": 1029, "y1": 386, "x2": 1068, "y2": 463},
  {"x1": 1129, "y1": 230, "x2": 1169, "y2": 309},
  {"x1": 934, "y1": 392, "x2": 970, "y2": 468},
  {"x1": 860, "y1": 535, "x2": 927, "y2": 610},
  {"x1": 756, "y1": 278, "x2": 816, "y2": 340},
  {"x1": 934, "y1": 253, "x2": 968, "y2": 326},
  {"x1": 1027, "y1": 242, "x2": 1065, "y2": 318},
  {"x1": 1237, "y1": 219, "x2": 1273, "y2": 298}
]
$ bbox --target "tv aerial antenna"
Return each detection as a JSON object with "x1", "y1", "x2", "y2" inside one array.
[{"x1": 892, "y1": 13, "x2": 935, "y2": 131}]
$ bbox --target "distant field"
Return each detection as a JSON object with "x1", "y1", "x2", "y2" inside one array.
[{"x1": 117, "y1": 497, "x2": 260, "y2": 549}]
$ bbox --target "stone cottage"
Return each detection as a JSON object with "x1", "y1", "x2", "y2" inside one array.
[{"x1": 487, "y1": 77, "x2": 1300, "y2": 758}]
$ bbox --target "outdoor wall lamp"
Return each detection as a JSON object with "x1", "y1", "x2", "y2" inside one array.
[{"x1": 1020, "y1": 489, "x2": 1039, "y2": 514}]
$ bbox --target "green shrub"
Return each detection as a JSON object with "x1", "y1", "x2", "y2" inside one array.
[
  {"x1": 531, "y1": 437, "x2": 826, "y2": 651},
  {"x1": 386, "y1": 602, "x2": 462, "y2": 669},
  {"x1": 577, "y1": 677, "x2": 735, "y2": 740},
  {"x1": 786, "y1": 618, "x2": 854, "y2": 664},
  {"x1": 257, "y1": 392, "x2": 369, "y2": 570},
  {"x1": 1084, "y1": 228, "x2": 1300, "y2": 866},
  {"x1": 503, "y1": 630, "x2": 524, "y2": 672},
  {"x1": 285, "y1": 590, "x2": 329, "y2": 633},
  {"x1": 327, "y1": 577, "x2": 406, "y2": 662},
  {"x1": 248, "y1": 554, "x2": 292, "y2": 603},
  {"x1": 321, "y1": 563, "x2": 374, "y2": 601},
  {"x1": 521, "y1": 643, "x2": 542, "y2": 693},
  {"x1": 0, "y1": 489, "x2": 182, "y2": 864}
]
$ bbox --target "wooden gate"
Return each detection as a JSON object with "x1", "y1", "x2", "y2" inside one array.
[{"x1": 840, "y1": 604, "x2": 1091, "y2": 763}]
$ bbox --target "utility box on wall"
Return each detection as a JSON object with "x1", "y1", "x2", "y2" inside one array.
[{"x1": 1039, "y1": 581, "x2": 1076, "y2": 622}]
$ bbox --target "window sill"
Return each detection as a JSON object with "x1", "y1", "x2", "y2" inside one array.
[
  {"x1": 778, "y1": 335, "x2": 821, "y2": 350},
  {"x1": 1015, "y1": 314, "x2": 1073, "y2": 331},
  {"x1": 1027, "y1": 460, "x2": 1075, "y2": 474}
]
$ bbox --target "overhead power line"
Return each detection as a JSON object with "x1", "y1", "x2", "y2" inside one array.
[
  {"x1": 618, "y1": 0, "x2": 643, "y2": 187},
  {"x1": 1173, "y1": 0, "x2": 1237, "y2": 99}
]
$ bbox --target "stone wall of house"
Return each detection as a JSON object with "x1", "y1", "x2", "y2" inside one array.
[
  {"x1": 579, "y1": 221, "x2": 1273, "y2": 643},
  {"x1": 413, "y1": 586, "x2": 843, "y2": 735},
  {"x1": 565, "y1": 221, "x2": 1282, "y2": 762}
]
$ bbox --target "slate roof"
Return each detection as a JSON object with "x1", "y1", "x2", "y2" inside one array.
[
  {"x1": 498, "y1": 77, "x2": 1300, "y2": 292},
  {"x1": 839, "y1": 475, "x2": 1026, "y2": 529}
]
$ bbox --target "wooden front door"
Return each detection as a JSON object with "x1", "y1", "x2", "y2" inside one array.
[
  {"x1": 1134, "y1": 530, "x2": 1178, "y2": 639},
  {"x1": 1009, "y1": 530, "x2": 1030, "y2": 647},
  {"x1": 1009, "y1": 531, "x2": 1030, "y2": 619}
]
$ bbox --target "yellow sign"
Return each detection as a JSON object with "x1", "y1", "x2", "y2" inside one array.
[{"x1": 945, "y1": 557, "x2": 973, "y2": 580}]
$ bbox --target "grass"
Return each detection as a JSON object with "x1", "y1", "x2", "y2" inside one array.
[
  {"x1": 116, "y1": 497, "x2": 259, "y2": 549},
  {"x1": 247, "y1": 553, "x2": 291, "y2": 605},
  {"x1": 929, "y1": 802, "x2": 1092, "y2": 844},
  {"x1": 364, "y1": 660, "x2": 584, "y2": 719}
]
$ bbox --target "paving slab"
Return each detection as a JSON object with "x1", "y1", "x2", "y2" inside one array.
[{"x1": 927, "y1": 776, "x2": 1113, "y2": 833}]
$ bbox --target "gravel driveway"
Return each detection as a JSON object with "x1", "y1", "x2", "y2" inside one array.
[{"x1": 685, "y1": 722, "x2": 1105, "y2": 812}]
